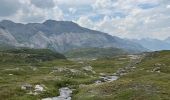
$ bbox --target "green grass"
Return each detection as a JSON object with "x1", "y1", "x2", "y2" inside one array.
[
  {"x1": 73, "y1": 50, "x2": 170, "y2": 100},
  {"x1": 0, "y1": 48, "x2": 118, "y2": 100},
  {"x1": 1, "y1": 48, "x2": 170, "y2": 100},
  {"x1": 88, "y1": 56, "x2": 130, "y2": 74},
  {"x1": 65, "y1": 47, "x2": 127, "y2": 58}
]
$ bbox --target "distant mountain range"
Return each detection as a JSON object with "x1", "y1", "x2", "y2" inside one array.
[
  {"x1": 165, "y1": 37, "x2": 170, "y2": 44},
  {"x1": 0, "y1": 20, "x2": 147, "y2": 53},
  {"x1": 132, "y1": 38, "x2": 170, "y2": 51}
]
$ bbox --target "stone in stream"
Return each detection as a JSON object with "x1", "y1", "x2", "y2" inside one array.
[
  {"x1": 95, "y1": 80, "x2": 102, "y2": 84},
  {"x1": 42, "y1": 87, "x2": 72, "y2": 100},
  {"x1": 101, "y1": 76, "x2": 119, "y2": 82},
  {"x1": 95, "y1": 75, "x2": 119, "y2": 84}
]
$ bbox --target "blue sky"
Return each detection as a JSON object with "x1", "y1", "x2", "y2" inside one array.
[{"x1": 0, "y1": 0, "x2": 169, "y2": 40}]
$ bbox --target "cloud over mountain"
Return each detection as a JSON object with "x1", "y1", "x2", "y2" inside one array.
[{"x1": 0, "y1": 0, "x2": 169, "y2": 39}]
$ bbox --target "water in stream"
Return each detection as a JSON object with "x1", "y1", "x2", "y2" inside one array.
[
  {"x1": 95, "y1": 75, "x2": 119, "y2": 84},
  {"x1": 42, "y1": 87, "x2": 72, "y2": 100},
  {"x1": 42, "y1": 75, "x2": 119, "y2": 100}
]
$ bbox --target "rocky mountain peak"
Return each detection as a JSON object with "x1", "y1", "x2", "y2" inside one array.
[{"x1": 43, "y1": 20, "x2": 79, "y2": 27}]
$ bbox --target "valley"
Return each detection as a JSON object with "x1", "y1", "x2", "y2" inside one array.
[
  {"x1": 0, "y1": 0, "x2": 169, "y2": 100},
  {"x1": 0, "y1": 48, "x2": 170, "y2": 100}
]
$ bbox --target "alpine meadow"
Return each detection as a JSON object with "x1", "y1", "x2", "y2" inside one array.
[{"x1": 0, "y1": 0, "x2": 170, "y2": 100}]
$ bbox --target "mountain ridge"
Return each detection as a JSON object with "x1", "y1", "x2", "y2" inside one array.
[{"x1": 0, "y1": 20, "x2": 147, "y2": 53}]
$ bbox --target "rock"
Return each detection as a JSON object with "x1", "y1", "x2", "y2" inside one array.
[
  {"x1": 42, "y1": 98, "x2": 52, "y2": 100},
  {"x1": 95, "y1": 80, "x2": 102, "y2": 84},
  {"x1": 154, "y1": 63, "x2": 162, "y2": 66},
  {"x1": 34, "y1": 85, "x2": 44, "y2": 92},
  {"x1": 82, "y1": 66, "x2": 93, "y2": 71},
  {"x1": 157, "y1": 70, "x2": 161, "y2": 73},
  {"x1": 101, "y1": 76, "x2": 119, "y2": 82},
  {"x1": 152, "y1": 67, "x2": 161, "y2": 72},
  {"x1": 95, "y1": 75, "x2": 119, "y2": 84},
  {"x1": 92, "y1": 58, "x2": 97, "y2": 61},
  {"x1": 70, "y1": 69, "x2": 79, "y2": 73},
  {"x1": 56, "y1": 68, "x2": 67, "y2": 72},
  {"x1": 116, "y1": 68, "x2": 127, "y2": 75},
  {"x1": 99, "y1": 73, "x2": 106, "y2": 76},
  {"x1": 132, "y1": 67, "x2": 136, "y2": 69},
  {"x1": 78, "y1": 61, "x2": 84, "y2": 64},
  {"x1": 21, "y1": 83, "x2": 32, "y2": 90},
  {"x1": 128, "y1": 55, "x2": 140, "y2": 60}
]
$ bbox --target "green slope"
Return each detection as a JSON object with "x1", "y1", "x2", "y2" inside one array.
[
  {"x1": 0, "y1": 48, "x2": 66, "y2": 63},
  {"x1": 0, "y1": 43, "x2": 15, "y2": 50},
  {"x1": 65, "y1": 47, "x2": 128, "y2": 58}
]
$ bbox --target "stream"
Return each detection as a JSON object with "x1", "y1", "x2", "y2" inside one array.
[
  {"x1": 42, "y1": 75, "x2": 119, "y2": 100},
  {"x1": 42, "y1": 87, "x2": 72, "y2": 100},
  {"x1": 95, "y1": 75, "x2": 119, "y2": 84},
  {"x1": 42, "y1": 55, "x2": 142, "y2": 100}
]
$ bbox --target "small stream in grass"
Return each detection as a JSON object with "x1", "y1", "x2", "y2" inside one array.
[
  {"x1": 95, "y1": 75, "x2": 119, "y2": 84},
  {"x1": 41, "y1": 55, "x2": 140, "y2": 100},
  {"x1": 42, "y1": 75, "x2": 119, "y2": 100},
  {"x1": 42, "y1": 87, "x2": 72, "y2": 100}
]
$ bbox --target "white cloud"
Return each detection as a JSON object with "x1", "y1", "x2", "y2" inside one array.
[
  {"x1": 30, "y1": 0, "x2": 55, "y2": 9},
  {"x1": 75, "y1": 0, "x2": 170, "y2": 39},
  {"x1": 0, "y1": 0, "x2": 64, "y2": 23},
  {"x1": 93, "y1": 0, "x2": 113, "y2": 9},
  {"x1": 76, "y1": 16, "x2": 94, "y2": 28},
  {"x1": 167, "y1": 5, "x2": 170, "y2": 8},
  {"x1": 55, "y1": 0, "x2": 96, "y2": 6},
  {"x1": 69, "y1": 8, "x2": 77, "y2": 14},
  {"x1": 0, "y1": 0, "x2": 169, "y2": 39},
  {"x1": 0, "y1": 0, "x2": 21, "y2": 16}
]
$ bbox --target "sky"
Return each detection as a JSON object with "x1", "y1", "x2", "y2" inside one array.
[{"x1": 0, "y1": 0, "x2": 169, "y2": 40}]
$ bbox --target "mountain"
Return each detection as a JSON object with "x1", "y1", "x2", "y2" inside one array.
[
  {"x1": 0, "y1": 26, "x2": 18, "y2": 45},
  {"x1": 65, "y1": 47, "x2": 128, "y2": 58},
  {"x1": 132, "y1": 38, "x2": 170, "y2": 51},
  {"x1": 0, "y1": 20, "x2": 147, "y2": 53}
]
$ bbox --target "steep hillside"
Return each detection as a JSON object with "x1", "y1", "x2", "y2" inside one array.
[{"x1": 0, "y1": 26, "x2": 18, "y2": 45}]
